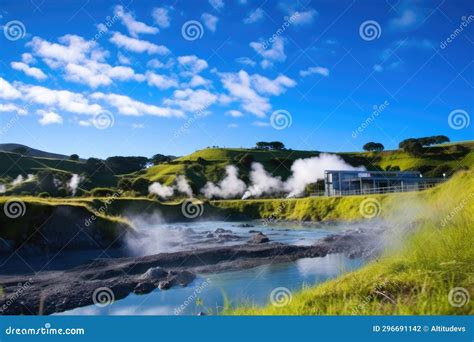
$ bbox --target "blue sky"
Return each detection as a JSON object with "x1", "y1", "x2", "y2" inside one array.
[{"x1": 0, "y1": 0, "x2": 472, "y2": 158}]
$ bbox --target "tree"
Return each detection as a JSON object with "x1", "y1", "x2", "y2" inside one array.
[
  {"x1": 269, "y1": 141, "x2": 285, "y2": 150},
  {"x1": 400, "y1": 140, "x2": 424, "y2": 157},
  {"x1": 105, "y1": 156, "x2": 148, "y2": 174},
  {"x1": 12, "y1": 147, "x2": 28, "y2": 156},
  {"x1": 363, "y1": 142, "x2": 384, "y2": 152},
  {"x1": 150, "y1": 154, "x2": 173, "y2": 165},
  {"x1": 131, "y1": 177, "x2": 151, "y2": 195},
  {"x1": 85, "y1": 158, "x2": 106, "y2": 174},
  {"x1": 69, "y1": 154, "x2": 79, "y2": 161}
]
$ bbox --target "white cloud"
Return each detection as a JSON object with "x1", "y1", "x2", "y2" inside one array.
[
  {"x1": 177, "y1": 55, "x2": 208, "y2": 74},
  {"x1": 228, "y1": 123, "x2": 238, "y2": 128},
  {"x1": 235, "y1": 57, "x2": 256, "y2": 67},
  {"x1": 11, "y1": 61, "x2": 47, "y2": 80},
  {"x1": 219, "y1": 70, "x2": 295, "y2": 117},
  {"x1": 252, "y1": 121, "x2": 270, "y2": 127},
  {"x1": 292, "y1": 9, "x2": 318, "y2": 25},
  {"x1": 390, "y1": 9, "x2": 420, "y2": 30},
  {"x1": 185, "y1": 75, "x2": 212, "y2": 88},
  {"x1": 114, "y1": 5, "x2": 158, "y2": 37},
  {"x1": 91, "y1": 92, "x2": 184, "y2": 117},
  {"x1": 0, "y1": 103, "x2": 27, "y2": 115},
  {"x1": 146, "y1": 72, "x2": 179, "y2": 90},
  {"x1": 209, "y1": 0, "x2": 224, "y2": 10},
  {"x1": 201, "y1": 13, "x2": 218, "y2": 32},
  {"x1": 226, "y1": 110, "x2": 243, "y2": 117},
  {"x1": 147, "y1": 58, "x2": 175, "y2": 69},
  {"x1": 110, "y1": 32, "x2": 170, "y2": 55},
  {"x1": 152, "y1": 7, "x2": 171, "y2": 28},
  {"x1": 132, "y1": 123, "x2": 145, "y2": 129},
  {"x1": 219, "y1": 71, "x2": 268, "y2": 118},
  {"x1": 37, "y1": 110, "x2": 63, "y2": 125},
  {"x1": 373, "y1": 64, "x2": 383, "y2": 73},
  {"x1": 243, "y1": 8, "x2": 264, "y2": 24},
  {"x1": 250, "y1": 37, "x2": 286, "y2": 69},
  {"x1": 251, "y1": 74, "x2": 296, "y2": 95},
  {"x1": 21, "y1": 53, "x2": 35, "y2": 64},
  {"x1": 19, "y1": 84, "x2": 102, "y2": 115},
  {"x1": 0, "y1": 77, "x2": 22, "y2": 99},
  {"x1": 299, "y1": 66, "x2": 329, "y2": 78},
  {"x1": 164, "y1": 88, "x2": 218, "y2": 113},
  {"x1": 117, "y1": 53, "x2": 131, "y2": 65}
]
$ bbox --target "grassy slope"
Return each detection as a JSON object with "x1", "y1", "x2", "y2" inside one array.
[
  {"x1": 228, "y1": 168, "x2": 474, "y2": 315},
  {"x1": 143, "y1": 142, "x2": 474, "y2": 188}
]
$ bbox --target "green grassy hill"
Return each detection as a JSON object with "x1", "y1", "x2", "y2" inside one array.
[
  {"x1": 1, "y1": 141, "x2": 473, "y2": 197},
  {"x1": 142, "y1": 141, "x2": 474, "y2": 191},
  {"x1": 228, "y1": 167, "x2": 474, "y2": 315}
]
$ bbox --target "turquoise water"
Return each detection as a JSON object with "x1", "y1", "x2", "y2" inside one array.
[{"x1": 59, "y1": 221, "x2": 367, "y2": 316}]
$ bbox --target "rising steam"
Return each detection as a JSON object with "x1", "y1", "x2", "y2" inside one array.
[
  {"x1": 67, "y1": 174, "x2": 83, "y2": 196},
  {"x1": 149, "y1": 175, "x2": 194, "y2": 199},
  {"x1": 201, "y1": 165, "x2": 247, "y2": 199}
]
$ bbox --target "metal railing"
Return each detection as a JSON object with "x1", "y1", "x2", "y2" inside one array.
[{"x1": 311, "y1": 180, "x2": 445, "y2": 197}]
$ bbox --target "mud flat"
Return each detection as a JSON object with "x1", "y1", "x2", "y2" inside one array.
[{"x1": 0, "y1": 228, "x2": 382, "y2": 315}]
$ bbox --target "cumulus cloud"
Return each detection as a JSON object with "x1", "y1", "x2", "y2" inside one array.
[
  {"x1": 178, "y1": 55, "x2": 208, "y2": 75},
  {"x1": 164, "y1": 88, "x2": 218, "y2": 113},
  {"x1": 0, "y1": 77, "x2": 21, "y2": 99},
  {"x1": 19, "y1": 84, "x2": 102, "y2": 115},
  {"x1": 110, "y1": 32, "x2": 170, "y2": 55},
  {"x1": 146, "y1": 72, "x2": 179, "y2": 90},
  {"x1": 201, "y1": 165, "x2": 247, "y2": 199},
  {"x1": 299, "y1": 66, "x2": 330, "y2": 78},
  {"x1": 37, "y1": 110, "x2": 63, "y2": 125},
  {"x1": 225, "y1": 110, "x2": 243, "y2": 117},
  {"x1": 219, "y1": 70, "x2": 295, "y2": 117},
  {"x1": 250, "y1": 37, "x2": 286, "y2": 69},
  {"x1": 209, "y1": 0, "x2": 224, "y2": 10},
  {"x1": 114, "y1": 5, "x2": 158, "y2": 37},
  {"x1": 201, "y1": 13, "x2": 218, "y2": 32},
  {"x1": 235, "y1": 57, "x2": 256, "y2": 67},
  {"x1": 389, "y1": 9, "x2": 421, "y2": 30},
  {"x1": 152, "y1": 7, "x2": 172, "y2": 28},
  {"x1": 243, "y1": 8, "x2": 264, "y2": 24},
  {"x1": 91, "y1": 92, "x2": 184, "y2": 117},
  {"x1": 11, "y1": 61, "x2": 47, "y2": 80},
  {"x1": 0, "y1": 103, "x2": 27, "y2": 115}
]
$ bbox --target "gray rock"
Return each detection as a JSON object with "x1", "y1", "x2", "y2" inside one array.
[
  {"x1": 249, "y1": 232, "x2": 269, "y2": 244},
  {"x1": 134, "y1": 282, "x2": 156, "y2": 295},
  {"x1": 140, "y1": 267, "x2": 167, "y2": 281}
]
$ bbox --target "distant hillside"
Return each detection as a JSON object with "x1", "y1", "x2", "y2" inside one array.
[
  {"x1": 0, "y1": 143, "x2": 68, "y2": 159},
  {"x1": 141, "y1": 141, "x2": 474, "y2": 191}
]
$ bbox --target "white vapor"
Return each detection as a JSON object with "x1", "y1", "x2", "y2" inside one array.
[
  {"x1": 67, "y1": 174, "x2": 83, "y2": 196},
  {"x1": 148, "y1": 175, "x2": 193, "y2": 199},
  {"x1": 0, "y1": 184, "x2": 5, "y2": 193},
  {"x1": 284, "y1": 154, "x2": 365, "y2": 197},
  {"x1": 11, "y1": 174, "x2": 34, "y2": 186},
  {"x1": 149, "y1": 182, "x2": 175, "y2": 199},
  {"x1": 242, "y1": 163, "x2": 284, "y2": 199},
  {"x1": 201, "y1": 165, "x2": 247, "y2": 199}
]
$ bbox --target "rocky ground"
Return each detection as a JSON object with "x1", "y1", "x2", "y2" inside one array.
[{"x1": 0, "y1": 228, "x2": 383, "y2": 315}]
